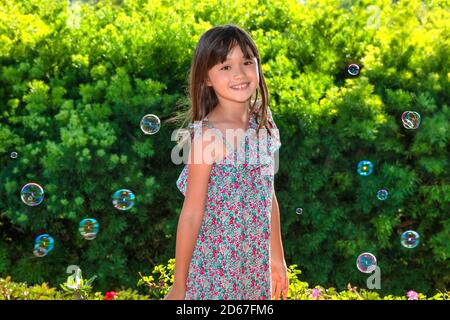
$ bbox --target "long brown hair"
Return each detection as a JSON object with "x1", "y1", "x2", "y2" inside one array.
[{"x1": 167, "y1": 24, "x2": 273, "y2": 145}]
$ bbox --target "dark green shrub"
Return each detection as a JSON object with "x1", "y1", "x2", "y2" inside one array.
[{"x1": 0, "y1": 0, "x2": 448, "y2": 295}]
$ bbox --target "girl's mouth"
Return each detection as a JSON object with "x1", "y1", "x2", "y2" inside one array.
[{"x1": 230, "y1": 83, "x2": 250, "y2": 90}]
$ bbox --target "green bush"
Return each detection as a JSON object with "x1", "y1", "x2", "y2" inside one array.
[
  {"x1": 0, "y1": 261, "x2": 448, "y2": 300},
  {"x1": 0, "y1": 0, "x2": 448, "y2": 295},
  {"x1": 0, "y1": 276, "x2": 149, "y2": 300}
]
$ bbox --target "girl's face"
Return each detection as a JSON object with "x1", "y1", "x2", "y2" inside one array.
[{"x1": 206, "y1": 45, "x2": 259, "y2": 107}]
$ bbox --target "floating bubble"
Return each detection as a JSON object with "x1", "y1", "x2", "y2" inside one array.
[
  {"x1": 79, "y1": 218, "x2": 100, "y2": 240},
  {"x1": 33, "y1": 234, "x2": 54, "y2": 257},
  {"x1": 401, "y1": 230, "x2": 420, "y2": 249},
  {"x1": 21, "y1": 183, "x2": 44, "y2": 206},
  {"x1": 347, "y1": 64, "x2": 360, "y2": 76},
  {"x1": 401, "y1": 111, "x2": 421, "y2": 129},
  {"x1": 140, "y1": 114, "x2": 161, "y2": 135},
  {"x1": 376, "y1": 189, "x2": 389, "y2": 200},
  {"x1": 295, "y1": 208, "x2": 303, "y2": 215},
  {"x1": 357, "y1": 160, "x2": 373, "y2": 176},
  {"x1": 10, "y1": 151, "x2": 18, "y2": 159},
  {"x1": 112, "y1": 189, "x2": 135, "y2": 210},
  {"x1": 33, "y1": 246, "x2": 48, "y2": 257},
  {"x1": 356, "y1": 252, "x2": 377, "y2": 273}
]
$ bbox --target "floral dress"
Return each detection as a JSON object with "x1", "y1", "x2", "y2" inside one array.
[{"x1": 176, "y1": 107, "x2": 281, "y2": 300}]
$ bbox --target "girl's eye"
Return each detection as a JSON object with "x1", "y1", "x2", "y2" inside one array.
[{"x1": 220, "y1": 61, "x2": 254, "y2": 70}]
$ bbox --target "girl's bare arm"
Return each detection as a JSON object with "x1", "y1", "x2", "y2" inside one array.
[{"x1": 270, "y1": 189, "x2": 285, "y2": 263}]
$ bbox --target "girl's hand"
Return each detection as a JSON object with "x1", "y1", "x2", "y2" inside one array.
[
  {"x1": 163, "y1": 284, "x2": 186, "y2": 300},
  {"x1": 271, "y1": 259, "x2": 289, "y2": 300}
]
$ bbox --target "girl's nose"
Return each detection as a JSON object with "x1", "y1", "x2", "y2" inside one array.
[{"x1": 233, "y1": 66, "x2": 246, "y2": 79}]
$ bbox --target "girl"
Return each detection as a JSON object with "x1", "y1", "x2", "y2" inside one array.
[{"x1": 164, "y1": 24, "x2": 288, "y2": 300}]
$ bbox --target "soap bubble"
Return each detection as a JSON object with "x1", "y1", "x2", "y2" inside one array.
[
  {"x1": 376, "y1": 189, "x2": 389, "y2": 200},
  {"x1": 295, "y1": 208, "x2": 303, "y2": 215},
  {"x1": 140, "y1": 114, "x2": 161, "y2": 135},
  {"x1": 33, "y1": 234, "x2": 54, "y2": 257},
  {"x1": 347, "y1": 64, "x2": 360, "y2": 76},
  {"x1": 401, "y1": 111, "x2": 421, "y2": 129},
  {"x1": 112, "y1": 189, "x2": 135, "y2": 210},
  {"x1": 401, "y1": 230, "x2": 420, "y2": 249},
  {"x1": 10, "y1": 152, "x2": 18, "y2": 159},
  {"x1": 33, "y1": 246, "x2": 48, "y2": 257},
  {"x1": 79, "y1": 218, "x2": 100, "y2": 240},
  {"x1": 356, "y1": 252, "x2": 377, "y2": 273},
  {"x1": 21, "y1": 183, "x2": 44, "y2": 206},
  {"x1": 357, "y1": 160, "x2": 373, "y2": 176}
]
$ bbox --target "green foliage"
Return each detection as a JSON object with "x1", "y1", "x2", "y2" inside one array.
[
  {"x1": 0, "y1": 0, "x2": 448, "y2": 295},
  {"x1": 0, "y1": 275, "x2": 149, "y2": 300},
  {"x1": 0, "y1": 277, "x2": 63, "y2": 300},
  {"x1": 0, "y1": 262, "x2": 447, "y2": 300},
  {"x1": 137, "y1": 258, "x2": 174, "y2": 299}
]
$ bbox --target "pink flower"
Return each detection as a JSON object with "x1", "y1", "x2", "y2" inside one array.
[
  {"x1": 407, "y1": 290, "x2": 419, "y2": 300},
  {"x1": 310, "y1": 288, "x2": 322, "y2": 300},
  {"x1": 104, "y1": 291, "x2": 118, "y2": 300}
]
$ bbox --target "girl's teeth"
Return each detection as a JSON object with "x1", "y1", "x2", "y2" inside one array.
[{"x1": 232, "y1": 83, "x2": 248, "y2": 89}]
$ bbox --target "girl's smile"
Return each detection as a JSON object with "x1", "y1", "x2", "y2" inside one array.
[{"x1": 230, "y1": 82, "x2": 250, "y2": 90}]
